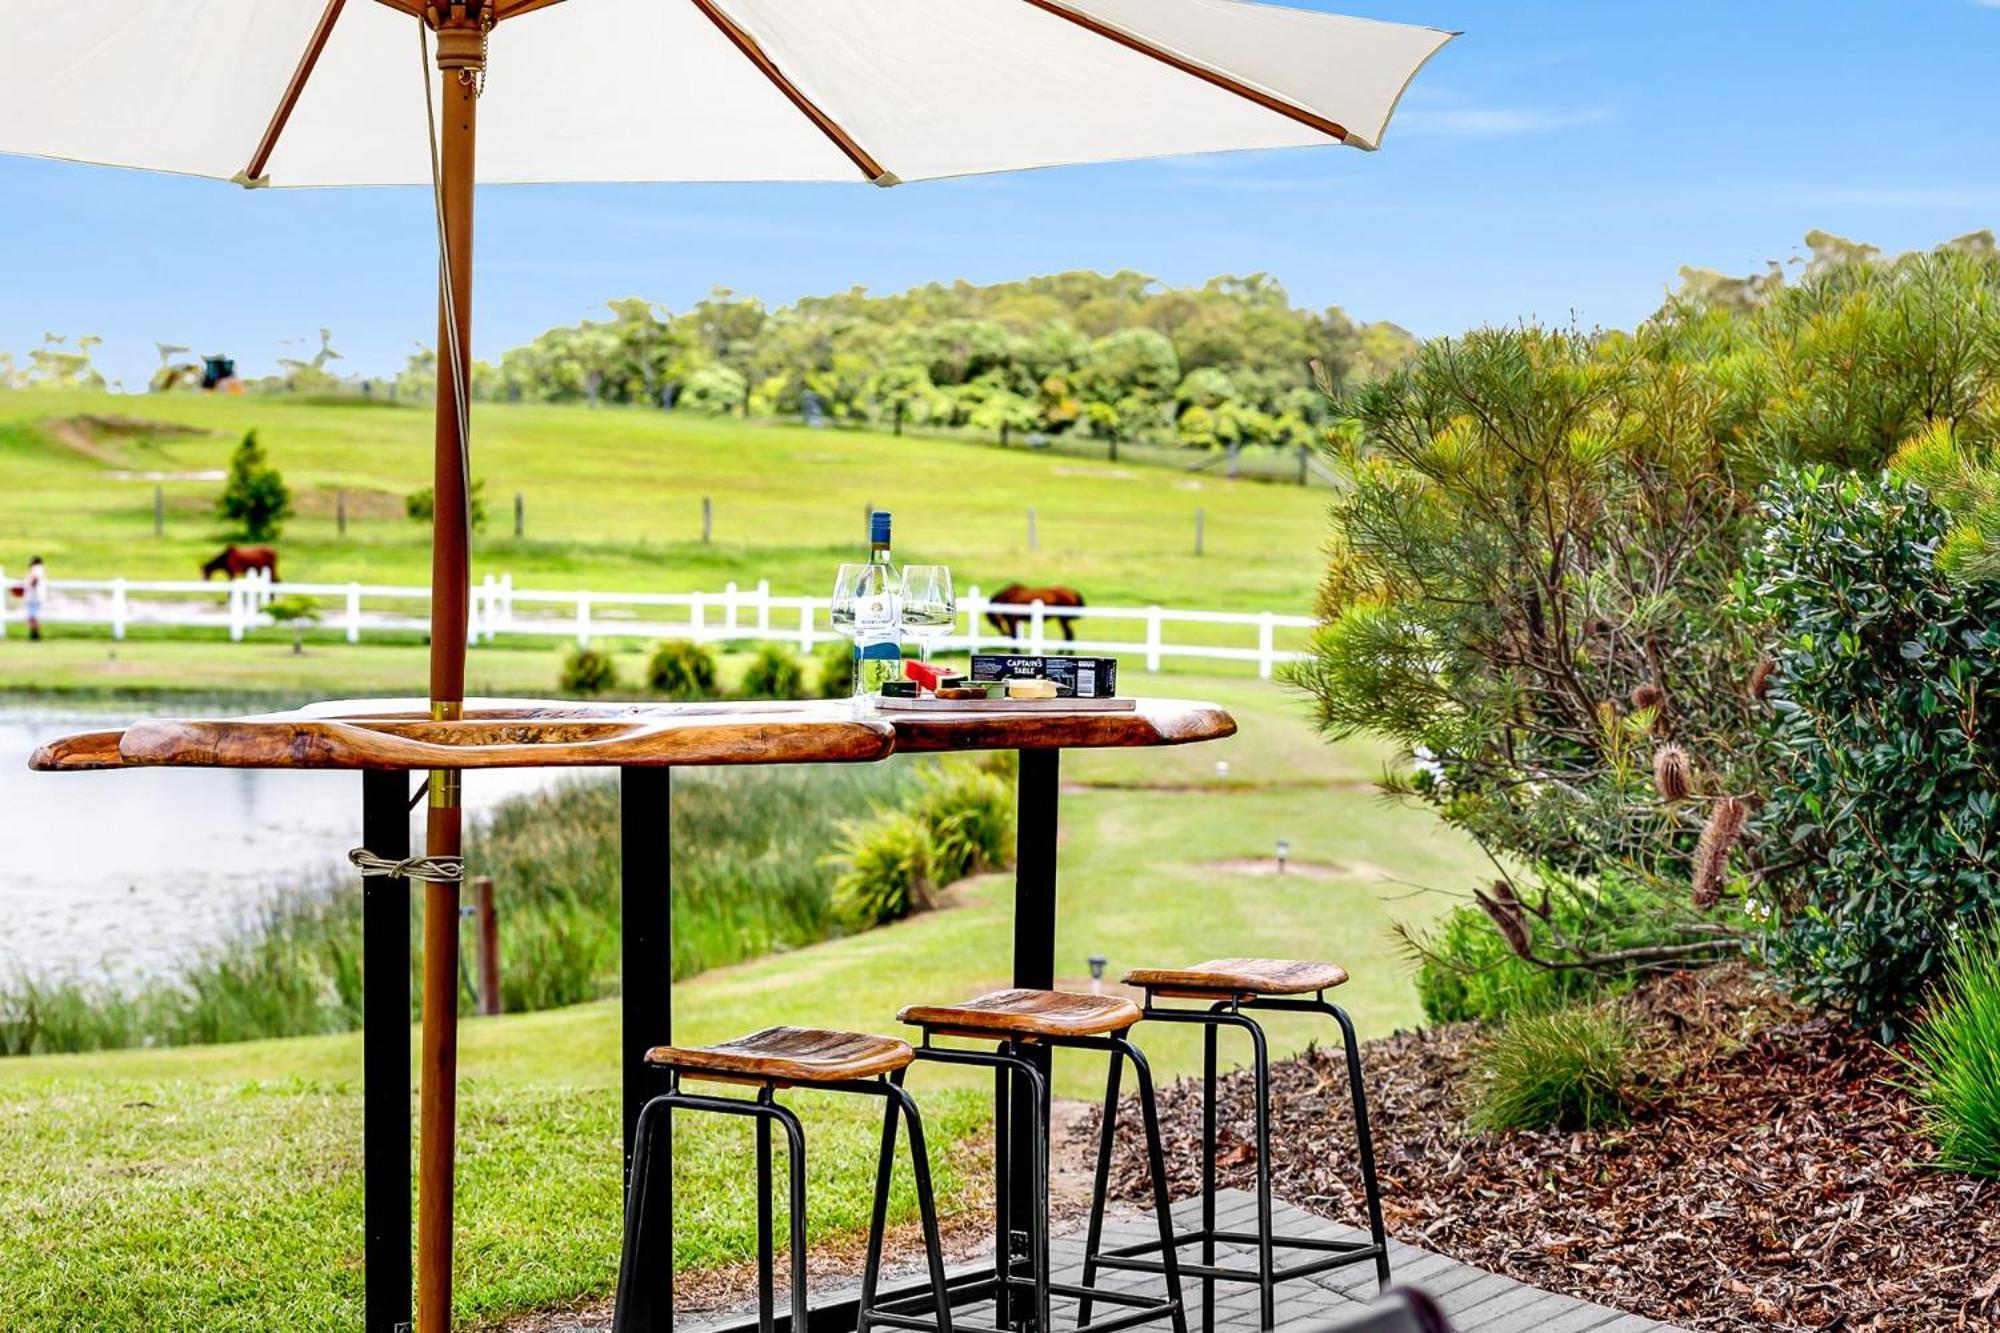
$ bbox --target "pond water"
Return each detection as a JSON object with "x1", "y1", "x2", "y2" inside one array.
[{"x1": 0, "y1": 705, "x2": 563, "y2": 984}]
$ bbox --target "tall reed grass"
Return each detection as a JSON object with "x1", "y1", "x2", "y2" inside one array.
[{"x1": 1, "y1": 761, "x2": 921, "y2": 1056}]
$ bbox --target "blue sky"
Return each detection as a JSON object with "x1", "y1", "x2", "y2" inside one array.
[{"x1": 3, "y1": 0, "x2": 1996, "y2": 388}]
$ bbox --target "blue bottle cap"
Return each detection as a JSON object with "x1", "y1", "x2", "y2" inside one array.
[{"x1": 870, "y1": 510, "x2": 892, "y2": 544}]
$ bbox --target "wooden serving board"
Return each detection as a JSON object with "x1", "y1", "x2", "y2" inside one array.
[{"x1": 874, "y1": 695, "x2": 1136, "y2": 713}]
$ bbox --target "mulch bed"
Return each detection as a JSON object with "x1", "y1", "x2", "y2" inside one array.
[{"x1": 1078, "y1": 968, "x2": 2000, "y2": 1331}]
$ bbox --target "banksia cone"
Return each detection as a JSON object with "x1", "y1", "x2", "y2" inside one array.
[
  {"x1": 1653, "y1": 744, "x2": 1692, "y2": 803},
  {"x1": 1475, "y1": 880, "x2": 1534, "y2": 959},
  {"x1": 1749, "y1": 656, "x2": 1775, "y2": 701},
  {"x1": 1631, "y1": 682, "x2": 1666, "y2": 713},
  {"x1": 1692, "y1": 797, "x2": 1749, "y2": 909}
]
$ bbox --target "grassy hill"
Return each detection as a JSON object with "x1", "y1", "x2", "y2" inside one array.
[{"x1": 0, "y1": 388, "x2": 1330, "y2": 613}]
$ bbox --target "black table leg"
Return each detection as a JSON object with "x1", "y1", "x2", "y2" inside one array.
[
  {"x1": 1011, "y1": 748, "x2": 1060, "y2": 1330},
  {"x1": 362, "y1": 770, "x2": 413, "y2": 1333},
  {"x1": 621, "y1": 767, "x2": 674, "y2": 1185}
]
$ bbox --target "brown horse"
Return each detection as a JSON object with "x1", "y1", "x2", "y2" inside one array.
[
  {"x1": 985, "y1": 583, "x2": 1084, "y2": 641},
  {"x1": 201, "y1": 545, "x2": 280, "y2": 582}
]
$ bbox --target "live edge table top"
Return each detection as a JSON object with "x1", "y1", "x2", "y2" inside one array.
[{"x1": 27, "y1": 696, "x2": 1237, "y2": 773}]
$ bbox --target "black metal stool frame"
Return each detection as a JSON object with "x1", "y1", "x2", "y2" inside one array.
[
  {"x1": 615, "y1": 1070, "x2": 953, "y2": 1333},
  {"x1": 884, "y1": 1033, "x2": 1190, "y2": 1333},
  {"x1": 1081, "y1": 992, "x2": 1389, "y2": 1333}
]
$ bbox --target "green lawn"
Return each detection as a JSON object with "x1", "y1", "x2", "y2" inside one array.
[
  {"x1": 0, "y1": 388, "x2": 1329, "y2": 614},
  {"x1": 0, "y1": 676, "x2": 1479, "y2": 1330}
]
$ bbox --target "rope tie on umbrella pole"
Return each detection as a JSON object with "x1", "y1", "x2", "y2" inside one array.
[{"x1": 349, "y1": 847, "x2": 465, "y2": 884}]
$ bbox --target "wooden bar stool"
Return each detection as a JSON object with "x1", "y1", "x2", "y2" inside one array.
[
  {"x1": 1087, "y1": 960, "x2": 1390, "y2": 1332},
  {"x1": 890, "y1": 989, "x2": 1189, "y2": 1333},
  {"x1": 612, "y1": 1026, "x2": 953, "y2": 1333}
]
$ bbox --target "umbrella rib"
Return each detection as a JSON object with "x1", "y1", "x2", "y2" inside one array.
[
  {"x1": 687, "y1": 0, "x2": 892, "y2": 185},
  {"x1": 243, "y1": 0, "x2": 351, "y2": 184},
  {"x1": 1020, "y1": 0, "x2": 1349, "y2": 143}
]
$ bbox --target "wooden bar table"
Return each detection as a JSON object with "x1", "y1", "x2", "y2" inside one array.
[{"x1": 30, "y1": 695, "x2": 1235, "y2": 1333}]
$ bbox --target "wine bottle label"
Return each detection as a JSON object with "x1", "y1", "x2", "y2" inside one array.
[{"x1": 854, "y1": 591, "x2": 900, "y2": 636}]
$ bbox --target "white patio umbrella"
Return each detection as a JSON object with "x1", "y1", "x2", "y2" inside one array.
[{"x1": 0, "y1": 3, "x2": 1452, "y2": 1327}]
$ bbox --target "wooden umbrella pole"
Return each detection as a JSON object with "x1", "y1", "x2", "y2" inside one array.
[{"x1": 419, "y1": 8, "x2": 486, "y2": 1332}]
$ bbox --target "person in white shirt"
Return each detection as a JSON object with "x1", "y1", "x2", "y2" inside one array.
[{"x1": 22, "y1": 555, "x2": 46, "y2": 641}]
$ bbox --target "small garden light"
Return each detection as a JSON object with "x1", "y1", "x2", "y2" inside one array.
[
  {"x1": 1276, "y1": 839, "x2": 1291, "y2": 873},
  {"x1": 1216, "y1": 760, "x2": 1230, "y2": 778},
  {"x1": 1088, "y1": 954, "x2": 1108, "y2": 995}
]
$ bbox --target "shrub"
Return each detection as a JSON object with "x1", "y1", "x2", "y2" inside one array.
[
  {"x1": 1906, "y1": 929, "x2": 2000, "y2": 1178},
  {"x1": 560, "y1": 644, "x2": 619, "y2": 696},
  {"x1": 405, "y1": 477, "x2": 489, "y2": 532},
  {"x1": 1740, "y1": 469, "x2": 2000, "y2": 1033},
  {"x1": 1294, "y1": 236, "x2": 2000, "y2": 995},
  {"x1": 816, "y1": 637, "x2": 853, "y2": 698},
  {"x1": 646, "y1": 640, "x2": 717, "y2": 699},
  {"x1": 740, "y1": 644, "x2": 806, "y2": 700},
  {"x1": 1413, "y1": 904, "x2": 1603, "y2": 1025},
  {"x1": 216, "y1": 429, "x2": 291, "y2": 539},
  {"x1": 913, "y1": 761, "x2": 1016, "y2": 884},
  {"x1": 827, "y1": 810, "x2": 937, "y2": 927},
  {"x1": 1465, "y1": 1005, "x2": 1632, "y2": 1133}
]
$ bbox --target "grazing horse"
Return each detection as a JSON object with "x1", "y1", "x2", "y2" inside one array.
[
  {"x1": 201, "y1": 545, "x2": 280, "y2": 582},
  {"x1": 985, "y1": 583, "x2": 1084, "y2": 641}
]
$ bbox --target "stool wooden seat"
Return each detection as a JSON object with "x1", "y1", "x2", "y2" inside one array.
[
  {"x1": 897, "y1": 988, "x2": 1141, "y2": 1040},
  {"x1": 644, "y1": 1026, "x2": 914, "y2": 1085},
  {"x1": 1123, "y1": 957, "x2": 1349, "y2": 999}
]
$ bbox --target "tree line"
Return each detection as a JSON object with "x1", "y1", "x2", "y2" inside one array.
[{"x1": 432, "y1": 270, "x2": 1418, "y2": 448}]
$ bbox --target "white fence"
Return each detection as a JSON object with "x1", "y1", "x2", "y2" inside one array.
[{"x1": 0, "y1": 568, "x2": 1317, "y2": 679}]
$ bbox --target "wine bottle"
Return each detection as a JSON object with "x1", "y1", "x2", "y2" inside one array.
[{"x1": 852, "y1": 510, "x2": 902, "y2": 696}]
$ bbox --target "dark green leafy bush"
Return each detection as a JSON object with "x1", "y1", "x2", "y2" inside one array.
[
  {"x1": 740, "y1": 643, "x2": 806, "y2": 700},
  {"x1": 912, "y1": 762, "x2": 1016, "y2": 884},
  {"x1": 816, "y1": 638, "x2": 853, "y2": 698},
  {"x1": 1465, "y1": 1005, "x2": 1632, "y2": 1133},
  {"x1": 559, "y1": 644, "x2": 619, "y2": 696},
  {"x1": 1295, "y1": 235, "x2": 2000, "y2": 1004},
  {"x1": 1906, "y1": 928, "x2": 2000, "y2": 1177},
  {"x1": 1410, "y1": 879, "x2": 1673, "y2": 1024},
  {"x1": 827, "y1": 811, "x2": 936, "y2": 927},
  {"x1": 1740, "y1": 469, "x2": 2000, "y2": 1034},
  {"x1": 646, "y1": 639, "x2": 717, "y2": 699}
]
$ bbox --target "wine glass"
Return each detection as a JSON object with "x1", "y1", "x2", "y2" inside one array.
[
  {"x1": 899, "y1": 564, "x2": 955, "y2": 660},
  {"x1": 831, "y1": 561, "x2": 897, "y2": 699}
]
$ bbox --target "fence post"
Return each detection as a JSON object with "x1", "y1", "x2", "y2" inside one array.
[
  {"x1": 723, "y1": 582, "x2": 739, "y2": 634},
  {"x1": 228, "y1": 578, "x2": 245, "y2": 642},
  {"x1": 963, "y1": 586, "x2": 983, "y2": 654},
  {"x1": 473, "y1": 876, "x2": 501, "y2": 1017},
  {"x1": 154, "y1": 485, "x2": 164, "y2": 537},
  {"x1": 111, "y1": 578, "x2": 127, "y2": 641},
  {"x1": 755, "y1": 580, "x2": 771, "y2": 634},
  {"x1": 1146, "y1": 605, "x2": 1163, "y2": 672},
  {"x1": 1029, "y1": 599, "x2": 1046, "y2": 656},
  {"x1": 346, "y1": 582, "x2": 362, "y2": 644},
  {"x1": 469, "y1": 580, "x2": 485, "y2": 647},
  {"x1": 797, "y1": 600, "x2": 814, "y2": 653},
  {"x1": 1027, "y1": 507, "x2": 1038, "y2": 551},
  {"x1": 690, "y1": 591, "x2": 706, "y2": 640},
  {"x1": 501, "y1": 573, "x2": 514, "y2": 632},
  {"x1": 575, "y1": 594, "x2": 592, "y2": 647},
  {"x1": 1257, "y1": 611, "x2": 1276, "y2": 681},
  {"x1": 702, "y1": 496, "x2": 712, "y2": 544},
  {"x1": 1194, "y1": 508, "x2": 1205, "y2": 556},
  {"x1": 514, "y1": 492, "x2": 525, "y2": 538}
]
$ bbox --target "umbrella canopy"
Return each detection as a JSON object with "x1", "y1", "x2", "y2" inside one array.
[
  {"x1": 2, "y1": 0, "x2": 1450, "y2": 185},
  {"x1": 0, "y1": 4, "x2": 1451, "y2": 1330}
]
